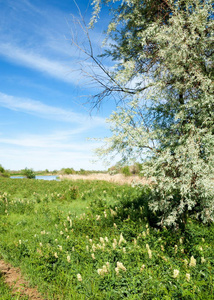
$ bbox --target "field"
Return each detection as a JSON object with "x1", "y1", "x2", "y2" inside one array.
[{"x1": 0, "y1": 178, "x2": 213, "y2": 299}]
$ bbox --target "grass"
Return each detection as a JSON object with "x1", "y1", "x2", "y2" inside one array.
[{"x1": 0, "y1": 177, "x2": 213, "y2": 299}]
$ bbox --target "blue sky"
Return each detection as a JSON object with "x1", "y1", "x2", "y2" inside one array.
[{"x1": 0, "y1": 0, "x2": 115, "y2": 171}]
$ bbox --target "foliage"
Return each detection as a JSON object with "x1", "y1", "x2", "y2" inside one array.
[
  {"x1": 0, "y1": 165, "x2": 10, "y2": 178},
  {"x1": 0, "y1": 178, "x2": 213, "y2": 299},
  {"x1": 61, "y1": 167, "x2": 75, "y2": 175},
  {"x1": 88, "y1": 0, "x2": 214, "y2": 227},
  {"x1": 21, "y1": 168, "x2": 36, "y2": 179},
  {"x1": 121, "y1": 166, "x2": 131, "y2": 177}
]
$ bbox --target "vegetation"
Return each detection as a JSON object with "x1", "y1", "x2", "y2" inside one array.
[
  {"x1": 0, "y1": 165, "x2": 10, "y2": 178},
  {"x1": 21, "y1": 168, "x2": 36, "y2": 179},
  {"x1": 82, "y1": 0, "x2": 214, "y2": 228},
  {"x1": 0, "y1": 178, "x2": 213, "y2": 299}
]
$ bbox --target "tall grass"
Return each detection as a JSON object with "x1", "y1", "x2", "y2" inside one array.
[{"x1": 0, "y1": 178, "x2": 213, "y2": 299}]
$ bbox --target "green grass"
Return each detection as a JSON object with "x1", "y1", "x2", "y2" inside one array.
[{"x1": 0, "y1": 178, "x2": 213, "y2": 299}]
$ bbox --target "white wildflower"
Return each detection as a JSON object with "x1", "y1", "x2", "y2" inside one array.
[
  {"x1": 201, "y1": 257, "x2": 206, "y2": 263},
  {"x1": 186, "y1": 273, "x2": 190, "y2": 282},
  {"x1": 118, "y1": 233, "x2": 126, "y2": 246},
  {"x1": 140, "y1": 264, "x2": 145, "y2": 271},
  {"x1": 117, "y1": 262, "x2": 126, "y2": 272},
  {"x1": 96, "y1": 215, "x2": 101, "y2": 221},
  {"x1": 173, "y1": 269, "x2": 179, "y2": 278},
  {"x1": 77, "y1": 274, "x2": 82, "y2": 282},
  {"x1": 189, "y1": 256, "x2": 196, "y2": 267}
]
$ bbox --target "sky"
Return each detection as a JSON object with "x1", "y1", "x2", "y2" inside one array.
[{"x1": 0, "y1": 0, "x2": 115, "y2": 171}]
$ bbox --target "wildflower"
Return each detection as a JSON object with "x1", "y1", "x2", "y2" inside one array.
[
  {"x1": 123, "y1": 247, "x2": 126, "y2": 253},
  {"x1": 72, "y1": 247, "x2": 75, "y2": 251},
  {"x1": 91, "y1": 253, "x2": 95, "y2": 260},
  {"x1": 201, "y1": 257, "x2": 206, "y2": 263},
  {"x1": 100, "y1": 237, "x2": 105, "y2": 244},
  {"x1": 104, "y1": 237, "x2": 109, "y2": 242},
  {"x1": 115, "y1": 267, "x2": 120, "y2": 275},
  {"x1": 92, "y1": 244, "x2": 96, "y2": 252},
  {"x1": 133, "y1": 238, "x2": 137, "y2": 246},
  {"x1": 146, "y1": 244, "x2": 152, "y2": 259},
  {"x1": 142, "y1": 231, "x2": 146, "y2": 237},
  {"x1": 106, "y1": 262, "x2": 110, "y2": 270},
  {"x1": 19, "y1": 240, "x2": 22, "y2": 245},
  {"x1": 110, "y1": 209, "x2": 117, "y2": 217},
  {"x1": 89, "y1": 239, "x2": 93, "y2": 243},
  {"x1": 189, "y1": 256, "x2": 196, "y2": 267},
  {"x1": 117, "y1": 262, "x2": 126, "y2": 272},
  {"x1": 148, "y1": 249, "x2": 152, "y2": 259},
  {"x1": 97, "y1": 264, "x2": 108, "y2": 276},
  {"x1": 58, "y1": 245, "x2": 62, "y2": 251},
  {"x1": 67, "y1": 255, "x2": 71, "y2": 263},
  {"x1": 174, "y1": 245, "x2": 178, "y2": 254},
  {"x1": 97, "y1": 268, "x2": 105, "y2": 276},
  {"x1": 54, "y1": 252, "x2": 58, "y2": 258},
  {"x1": 199, "y1": 246, "x2": 203, "y2": 251},
  {"x1": 60, "y1": 231, "x2": 63, "y2": 235},
  {"x1": 186, "y1": 273, "x2": 190, "y2": 282},
  {"x1": 140, "y1": 264, "x2": 145, "y2": 272},
  {"x1": 179, "y1": 237, "x2": 183, "y2": 244},
  {"x1": 113, "y1": 223, "x2": 117, "y2": 228},
  {"x1": 77, "y1": 274, "x2": 82, "y2": 282},
  {"x1": 67, "y1": 235, "x2": 70, "y2": 239},
  {"x1": 86, "y1": 245, "x2": 89, "y2": 252},
  {"x1": 104, "y1": 211, "x2": 107, "y2": 218},
  {"x1": 39, "y1": 242, "x2": 43, "y2": 247},
  {"x1": 118, "y1": 233, "x2": 126, "y2": 246},
  {"x1": 161, "y1": 245, "x2": 165, "y2": 251},
  {"x1": 96, "y1": 215, "x2": 101, "y2": 221},
  {"x1": 184, "y1": 259, "x2": 188, "y2": 267},
  {"x1": 173, "y1": 269, "x2": 179, "y2": 278}
]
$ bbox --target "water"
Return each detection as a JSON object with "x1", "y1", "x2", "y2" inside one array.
[{"x1": 10, "y1": 175, "x2": 59, "y2": 181}]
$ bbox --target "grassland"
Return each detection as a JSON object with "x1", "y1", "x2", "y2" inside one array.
[{"x1": 0, "y1": 178, "x2": 213, "y2": 299}]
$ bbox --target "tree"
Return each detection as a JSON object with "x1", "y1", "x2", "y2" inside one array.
[
  {"x1": 22, "y1": 168, "x2": 36, "y2": 179},
  {"x1": 79, "y1": 0, "x2": 214, "y2": 228},
  {"x1": 0, "y1": 164, "x2": 10, "y2": 178}
]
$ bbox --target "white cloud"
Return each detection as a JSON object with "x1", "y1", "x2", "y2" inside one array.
[
  {"x1": 0, "y1": 43, "x2": 80, "y2": 84},
  {"x1": 0, "y1": 91, "x2": 106, "y2": 126}
]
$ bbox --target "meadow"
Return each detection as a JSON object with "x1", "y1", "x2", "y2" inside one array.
[{"x1": 0, "y1": 177, "x2": 213, "y2": 299}]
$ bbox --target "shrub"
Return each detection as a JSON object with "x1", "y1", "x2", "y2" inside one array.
[{"x1": 22, "y1": 168, "x2": 36, "y2": 179}]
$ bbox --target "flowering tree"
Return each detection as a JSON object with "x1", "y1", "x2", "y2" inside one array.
[{"x1": 83, "y1": 0, "x2": 214, "y2": 228}]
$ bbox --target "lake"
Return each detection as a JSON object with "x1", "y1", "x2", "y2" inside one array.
[{"x1": 10, "y1": 175, "x2": 59, "y2": 181}]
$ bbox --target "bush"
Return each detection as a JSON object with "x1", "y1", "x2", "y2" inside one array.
[
  {"x1": 22, "y1": 168, "x2": 36, "y2": 179},
  {"x1": 121, "y1": 166, "x2": 131, "y2": 177}
]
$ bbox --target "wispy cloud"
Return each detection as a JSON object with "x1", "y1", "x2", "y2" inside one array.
[
  {"x1": 0, "y1": 91, "x2": 106, "y2": 126},
  {"x1": 0, "y1": 43, "x2": 80, "y2": 84}
]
